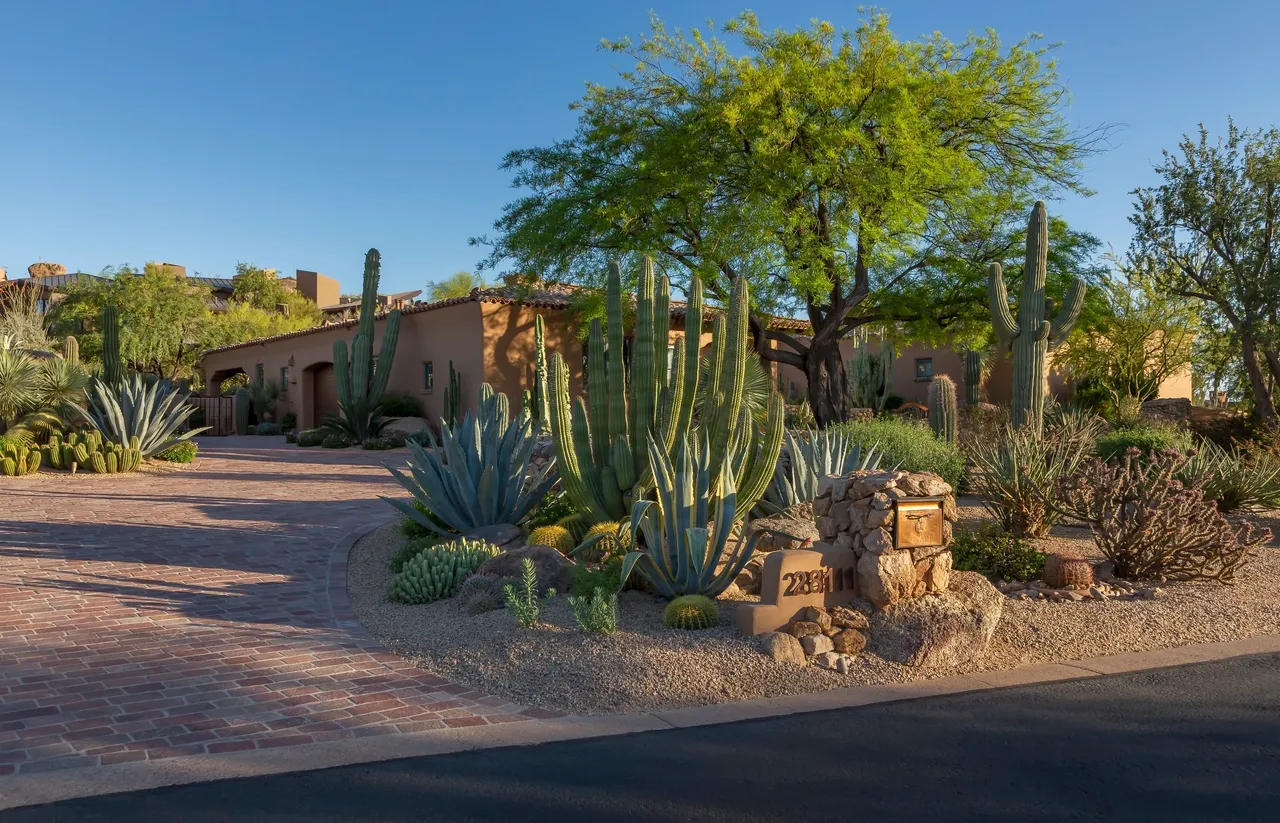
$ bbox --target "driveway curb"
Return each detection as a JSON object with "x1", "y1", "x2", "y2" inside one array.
[{"x1": 5, "y1": 633, "x2": 1279, "y2": 810}]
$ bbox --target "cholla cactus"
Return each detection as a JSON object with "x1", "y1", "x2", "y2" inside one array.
[
  {"x1": 988, "y1": 202, "x2": 1086, "y2": 433},
  {"x1": 387, "y1": 538, "x2": 500, "y2": 604},
  {"x1": 929, "y1": 375, "x2": 958, "y2": 443},
  {"x1": 663, "y1": 595, "x2": 719, "y2": 630}
]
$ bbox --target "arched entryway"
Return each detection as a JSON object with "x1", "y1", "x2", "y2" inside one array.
[{"x1": 300, "y1": 361, "x2": 338, "y2": 430}]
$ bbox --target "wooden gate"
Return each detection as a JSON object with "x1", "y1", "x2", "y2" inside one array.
[{"x1": 189, "y1": 396, "x2": 236, "y2": 436}]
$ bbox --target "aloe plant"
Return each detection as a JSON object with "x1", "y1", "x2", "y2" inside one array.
[
  {"x1": 383, "y1": 383, "x2": 557, "y2": 536},
  {"x1": 80, "y1": 374, "x2": 207, "y2": 457},
  {"x1": 620, "y1": 433, "x2": 763, "y2": 598},
  {"x1": 759, "y1": 428, "x2": 882, "y2": 513}
]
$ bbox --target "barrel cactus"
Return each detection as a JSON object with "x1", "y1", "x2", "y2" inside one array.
[
  {"x1": 929, "y1": 375, "x2": 958, "y2": 443},
  {"x1": 0, "y1": 438, "x2": 41, "y2": 476},
  {"x1": 989, "y1": 202, "x2": 1086, "y2": 433},
  {"x1": 527, "y1": 525, "x2": 574, "y2": 553},
  {"x1": 663, "y1": 595, "x2": 719, "y2": 630},
  {"x1": 387, "y1": 538, "x2": 501, "y2": 604},
  {"x1": 62, "y1": 335, "x2": 80, "y2": 365}
]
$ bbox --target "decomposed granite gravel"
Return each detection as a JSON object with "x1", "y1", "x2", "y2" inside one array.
[{"x1": 347, "y1": 510, "x2": 1280, "y2": 716}]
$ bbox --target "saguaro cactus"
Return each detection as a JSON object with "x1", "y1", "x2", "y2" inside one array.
[
  {"x1": 62, "y1": 335, "x2": 79, "y2": 365},
  {"x1": 962, "y1": 349, "x2": 983, "y2": 406},
  {"x1": 929, "y1": 374, "x2": 958, "y2": 443},
  {"x1": 988, "y1": 201, "x2": 1086, "y2": 433},
  {"x1": 547, "y1": 256, "x2": 782, "y2": 523},
  {"x1": 332, "y1": 249, "x2": 401, "y2": 438},
  {"x1": 101, "y1": 305, "x2": 124, "y2": 385},
  {"x1": 443, "y1": 360, "x2": 461, "y2": 426}
]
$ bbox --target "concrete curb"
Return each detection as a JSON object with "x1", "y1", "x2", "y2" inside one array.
[{"x1": 5, "y1": 634, "x2": 1280, "y2": 810}]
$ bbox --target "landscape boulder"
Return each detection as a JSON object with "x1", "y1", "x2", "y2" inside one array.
[
  {"x1": 473, "y1": 544, "x2": 572, "y2": 595},
  {"x1": 869, "y1": 571, "x2": 1004, "y2": 668},
  {"x1": 760, "y1": 632, "x2": 807, "y2": 666}
]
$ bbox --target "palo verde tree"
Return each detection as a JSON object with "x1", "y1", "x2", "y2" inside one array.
[
  {"x1": 477, "y1": 12, "x2": 1105, "y2": 424},
  {"x1": 1130, "y1": 120, "x2": 1280, "y2": 421}
]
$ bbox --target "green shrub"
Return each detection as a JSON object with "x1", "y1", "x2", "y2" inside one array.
[
  {"x1": 504, "y1": 558, "x2": 555, "y2": 627},
  {"x1": 527, "y1": 492, "x2": 579, "y2": 530},
  {"x1": 321, "y1": 433, "x2": 351, "y2": 448},
  {"x1": 154, "y1": 441, "x2": 199, "y2": 463},
  {"x1": 568, "y1": 588, "x2": 618, "y2": 634},
  {"x1": 1177, "y1": 440, "x2": 1280, "y2": 513},
  {"x1": 285, "y1": 430, "x2": 297, "y2": 444},
  {"x1": 1096, "y1": 425, "x2": 1193, "y2": 462},
  {"x1": 404, "y1": 428, "x2": 436, "y2": 448},
  {"x1": 379, "y1": 394, "x2": 423, "y2": 418},
  {"x1": 362, "y1": 433, "x2": 405, "y2": 450},
  {"x1": 829, "y1": 417, "x2": 965, "y2": 489},
  {"x1": 295, "y1": 428, "x2": 325, "y2": 447},
  {"x1": 569, "y1": 561, "x2": 621, "y2": 598},
  {"x1": 281, "y1": 412, "x2": 297, "y2": 431},
  {"x1": 949, "y1": 524, "x2": 1047, "y2": 583}
]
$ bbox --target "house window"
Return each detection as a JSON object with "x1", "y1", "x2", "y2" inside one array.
[
  {"x1": 915, "y1": 358, "x2": 933, "y2": 380},
  {"x1": 423, "y1": 361, "x2": 434, "y2": 393},
  {"x1": 280, "y1": 367, "x2": 289, "y2": 392}
]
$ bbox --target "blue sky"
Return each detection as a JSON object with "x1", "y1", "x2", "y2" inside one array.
[{"x1": 1, "y1": 1, "x2": 1276, "y2": 295}]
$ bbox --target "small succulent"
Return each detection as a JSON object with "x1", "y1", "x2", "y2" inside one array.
[{"x1": 387, "y1": 538, "x2": 500, "y2": 604}]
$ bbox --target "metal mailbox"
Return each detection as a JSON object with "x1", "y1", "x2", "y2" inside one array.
[{"x1": 892, "y1": 496, "x2": 946, "y2": 550}]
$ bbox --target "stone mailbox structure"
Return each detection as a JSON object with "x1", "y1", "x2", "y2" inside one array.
[{"x1": 814, "y1": 470, "x2": 958, "y2": 609}]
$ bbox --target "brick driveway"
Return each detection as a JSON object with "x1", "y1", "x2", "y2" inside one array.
[{"x1": 0, "y1": 439, "x2": 544, "y2": 777}]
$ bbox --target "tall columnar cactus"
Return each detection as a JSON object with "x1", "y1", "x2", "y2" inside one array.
[
  {"x1": 989, "y1": 201, "x2": 1086, "y2": 433},
  {"x1": 547, "y1": 257, "x2": 783, "y2": 523},
  {"x1": 62, "y1": 335, "x2": 79, "y2": 365},
  {"x1": 443, "y1": 360, "x2": 461, "y2": 426},
  {"x1": 234, "y1": 387, "x2": 251, "y2": 435},
  {"x1": 929, "y1": 374, "x2": 958, "y2": 444},
  {"x1": 529, "y1": 314, "x2": 550, "y2": 431},
  {"x1": 101, "y1": 305, "x2": 124, "y2": 385},
  {"x1": 332, "y1": 249, "x2": 401, "y2": 438},
  {"x1": 846, "y1": 327, "x2": 893, "y2": 410},
  {"x1": 962, "y1": 349, "x2": 983, "y2": 406}
]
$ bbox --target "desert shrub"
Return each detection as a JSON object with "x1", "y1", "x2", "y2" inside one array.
[
  {"x1": 362, "y1": 432, "x2": 405, "y2": 450},
  {"x1": 1096, "y1": 424, "x2": 1193, "y2": 462},
  {"x1": 1052, "y1": 449, "x2": 1269, "y2": 582},
  {"x1": 949, "y1": 524, "x2": 1047, "y2": 582},
  {"x1": 284, "y1": 430, "x2": 297, "y2": 444},
  {"x1": 1179, "y1": 441, "x2": 1280, "y2": 513},
  {"x1": 254, "y1": 422, "x2": 281, "y2": 436},
  {"x1": 295, "y1": 428, "x2": 325, "y2": 447},
  {"x1": 829, "y1": 416, "x2": 965, "y2": 489},
  {"x1": 568, "y1": 588, "x2": 618, "y2": 634},
  {"x1": 321, "y1": 433, "x2": 351, "y2": 448},
  {"x1": 504, "y1": 558, "x2": 554, "y2": 627},
  {"x1": 281, "y1": 412, "x2": 297, "y2": 431},
  {"x1": 969, "y1": 407, "x2": 1105, "y2": 537},
  {"x1": 379, "y1": 394, "x2": 423, "y2": 418},
  {"x1": 569, "y1": 560, "x2": 621, "y2": 598},
  {"x1": 403, "y1": 427, "x2": 437, "y2": 448},
  {"x1": 154, "y1": 441, "x2": 199, "y2": 463}
]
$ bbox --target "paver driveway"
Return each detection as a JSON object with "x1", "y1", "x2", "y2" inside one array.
[{"x1": 0, "y1": 438, "x2": 543, "y2": 777}]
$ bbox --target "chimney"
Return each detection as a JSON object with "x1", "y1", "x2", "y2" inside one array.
[{"x1": 296, "y1": 270, "x2": 339, "y2": 308}]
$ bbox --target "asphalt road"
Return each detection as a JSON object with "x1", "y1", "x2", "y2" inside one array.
[{"x1": 6, "y1": 653, "x2": 1280, "y2": 822}]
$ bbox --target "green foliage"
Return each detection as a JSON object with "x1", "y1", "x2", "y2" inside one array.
[
  {"x1": 568, "y1": 587, "x2": 619, "y2": 635},
  {"x1": 1095, "y1": 425, "x2": 1194, "y2": 462},
  {"x1": 829, "y1": 417, "x2": 966, "y2": 490},
  {"x1": 569, "y1": 561, "x2": 622, "y2": 598},
  {"x1": 321, "y1": 433, "x2": 351, "y2": 448},
  {"x1": 846, "y1": 329, "x2": 894, "y2": 411},
  {"x1": 504, "y1": 557, "x2": 555, "y2": 627},
  {"x1": 327, "y1": 249, "x2": 401, "y2": 441},
  {"x1": 228, "y1": 262, "x2": 326, "y2": 324},
  {"x1": 1179, "y1": 441, "x2": 1280, "y2": 513},
  {"x1": 928, "y1": 375, "x2": 958, "y2": 444},
  {"x1": 247, "y1": 375, "x2": 281, "y2": 424},
  {"x1": 201, "y1": 301, "x2": 325, "y2": 352},
  {"x1": 398, "y1": 500, "x2": 456, "y2": 541},
  {"x1": 361, "y1": 433, "x2": 404, "y2": 450},
  {"x1": 621, "y1": 434, "x2": 762, "y2": 598},
  {"x1": 663, "y1": 595, "x2": 719, "y2": 630},
  {"x1": 0, "y1": 343, "x2": 91, "y2": 436},
  {"x1": 379, "y1": 394, "x2": 423, "y2": 418},
  {"x1": 527, "y1": 525, "x2": 574, "y2": 553},
  {"x1": 384, "y1": 383, "x2": 557, "y2": 536},
  {"x1": 154, "y1": 441, "x2": 198, "y2": 463},
  {"x1": 388, "y1": 538, "x2": 501, "y2": 604},
  {"x1": 281, "y1": 412, "x2": 297, "y2": 431},
  {"x1": 426, "y1": 271, "x2": 487, "y2": 301},
  {"x1": 0, "y1": 282, "x2": 53, "y2": 351},
  {"x1": 761, "y1": 428, "x2": 881, "y2": 513},
  {"x1": 0, "y1": 436, "x2": 43, "y2": 475},
  {"x1": 526, "y1": 492, "x2": 579, "y2": 531},
  {"x1": 254, "y1": 422, "x2": 281, "y2": 436},
  {"x1": 294, "y1": 428, "x2": 325, "y2": 447},
  {"x1": 80, "y1": 374, "x2": 206, "y2": 457},
  {"x1": 949, "y1": 524, "x2": 1047, "y2": 583}
]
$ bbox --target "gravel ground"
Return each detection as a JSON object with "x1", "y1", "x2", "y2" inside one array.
[{"x1": 347, "y1": 502, "x2": 1280, "y2": 715}]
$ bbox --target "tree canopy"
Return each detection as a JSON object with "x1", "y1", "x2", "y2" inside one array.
[
  {"x1": 477, "y1": 11, "x2": 1108, "y2": 423},
  {"x1": 426, "y1": 271, "x2": 487, "y2": 301}
]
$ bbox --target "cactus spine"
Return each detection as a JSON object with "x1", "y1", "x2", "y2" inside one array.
[
  {"x1": 988, "y1": 201, "x2": 1086, "y2": 433},
  {"x1": 928, "y1": 374, "x2": 958, "y2": 443},
  {"x1": 443, "y1": 361, "x2": 461, "y2": 426},
  {"x1": 962, "y1": 349, "x2": 983, "y2": 406},
  {"x1": 234, "y1": 387, "x2": 251, "y2": 435},
  {"x1": 333, "y1": 249, "x2": 401, "y2": 435},
  {"x1": 101, "y1": 305, "x2": 124, "y2": 385},
  {"x1": 547, "y1": 257, "x2": 783, "y2": 523},
  {"x1": 62, "y1": 335, "x2": 79, "y2": 365}
]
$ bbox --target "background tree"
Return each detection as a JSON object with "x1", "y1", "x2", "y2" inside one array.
[
  {"x1": 230, "y1": 263, "x2": 325, "y2": 324},
  {"x1": 1130, "y1": 120, "x2": 1280, "y2": 420},
  {"x1": 477, "y1": 11, "x2": 1106, "y2": 424},
  {"x1": 426, "y1": 271, "x2": 487, "y2": 301}
]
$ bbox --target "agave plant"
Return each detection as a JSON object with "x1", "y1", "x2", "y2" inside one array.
[
  {"x1": 1179, "y1": 440, "x2": 1280, "y2": 513},
  {"x1": 759, "y1": 429, "x2": 883, "y2": 514},
  {"x1": 383, "y1": 384, "x2": 557, "y2": 536},
  {"x1": 620, "y1": 433, "x2": 762, "y2": 598},
  {"x1": 80, "y1": 374, "x2": 207, "y2": 457}
]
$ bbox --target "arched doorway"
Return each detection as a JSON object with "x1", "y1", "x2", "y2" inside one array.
[{"x1": 300, "y1": 361, "x2": 338, "y2": 430}]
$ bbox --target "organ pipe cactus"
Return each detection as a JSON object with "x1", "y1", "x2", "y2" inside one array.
[
  {"x1": 529, "y1": 314, "x2": 549, "y2": 431},
  {"x1": 548, "y1": 257, "x2": 783, "y2": 523},
  {"x1": 330, "y1": 249, "x2": 401, "y2": 440},
  {"x1": 846, "y1": 327, "x2": 894, "y2": 410},
  {"x1": 962, "y1": 349, "x2": 983, "y2": 406},
  {"x1": 383, "y1": 383, "x2": 557, "y2": 536},
  {"x1": 929, "y1": 374, "x2": 958, "y2": 443},
  {"x1": 101, "y1": 305, "x2": 124, "y2": 385},
  {"x1": 989, "y1": 202, "x2": 1086, "y2": 433}
]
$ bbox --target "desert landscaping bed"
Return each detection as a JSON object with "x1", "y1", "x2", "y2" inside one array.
[{"x1": 347, "y1": 506, "x2": 1280, "y2": 716}]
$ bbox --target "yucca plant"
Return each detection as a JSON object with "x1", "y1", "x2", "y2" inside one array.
[
  {"x1": 79, "y1": 374, "x2": 207, "y2": 457},
  {"x1": 759, "y1": 428, "x2": 882, "y2": 514},
  {"x1": 0, "y1": 342, "x2": 91, "y2": 438},
  {"x1": 1179, "y1": 440, "x2": 1280, "y2": 513},
  {"x1": 383, "y1": 383, "x2": 557, "y2": 537},
  {"x1": 620, "y1": 433, "x2": 763, "y2": 599}
]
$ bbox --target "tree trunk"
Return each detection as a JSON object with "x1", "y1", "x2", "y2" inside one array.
[
  {"x1": 805, "y1": 337, "x2": 852, "y2": 427},
  {"x1": 1241, "y1": 332, "x2": 1277, "y2": 421}
]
